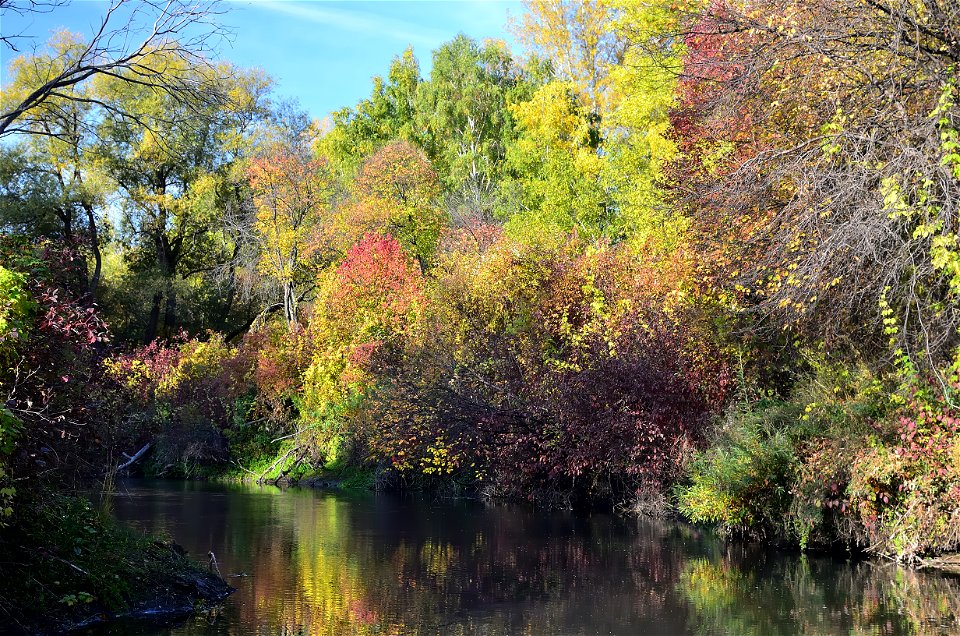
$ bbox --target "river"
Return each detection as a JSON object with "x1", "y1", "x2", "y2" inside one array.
[{"x1": 93, "y1": 480, "x2": 959, "y2": 635}]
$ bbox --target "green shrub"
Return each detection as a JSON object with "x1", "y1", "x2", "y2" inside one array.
[{"x1": 677, "y1": 399, "x2": 801, "y2": 537}]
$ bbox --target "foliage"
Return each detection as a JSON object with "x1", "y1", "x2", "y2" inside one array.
[
  {"x1": 105, "y1": 332, "x2": 249, "y2": 476},
  {"x1": 501, "y1": 81, "x2": 609, "y2": 242},
  {"x1": 668, "y1": 0, "x2": 960, "y2": 364},
  {"x1": 248, "y1": 150, "x2": 335, "y2": 326},
  {"x1": 7, "y1": 0, "x2": 960, "y2": 570},
  {"x1": 361, "y1": 234, "x2": 729, "y2": 503},
  {"x1": 94, "y1": 51, "x2": 270, "y2": 341},
  {"x1": 335, "y1": 141, "x2": 444, "y2": 269},
  {"x1": 0, "y1": 238, "x2": 113, "y2": 500},
  {"x1": 0, "y1": 493, "x2": 227, "y2": 632},
  {"x1": 513, "y1": 0, "x2": 626, "y2": 114},
  {"x1": 300, "y1": 233, "x2": 425, "y2": 461},
  {"x1": 678, "y1": 352, "x2": 960, "y2": 559},
  {"x1": 677, "y1": 399, "x2": 803, "y2": 538}
]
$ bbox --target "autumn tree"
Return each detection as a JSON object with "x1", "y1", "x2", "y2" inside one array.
[
  {"x1": 296, "y1": 233, "x2": 425, "y2": 467},
  {"x1": 600, "y1": 0, "x2": 685, "y2": 252},
  {"x1": 501, "y1": 81, "x2": 608, "y2": 243},
  {"x1": 513, "y1": 0, "x2": 626, "y2": 115},
  {"x1": 0, "y1": 0, "x2": 227, "y2": 138},
  {"x1": 248, "y1": 151, "x2": 334, "y2": 329},
  {"x1": 667, "y1": 0, "x2": 960, "y2": 364},
  {"x1": 334, "y1": 141, "x2": 443, "y2": 270}
]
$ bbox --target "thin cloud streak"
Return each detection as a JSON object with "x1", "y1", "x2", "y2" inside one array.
[{"x1": 239, "y1": 0, "x2": 448, "y2": 48}]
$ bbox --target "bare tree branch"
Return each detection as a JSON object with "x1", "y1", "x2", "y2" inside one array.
[{"x1": 0, "y1": 0, "x2": 230, "y2": 137}]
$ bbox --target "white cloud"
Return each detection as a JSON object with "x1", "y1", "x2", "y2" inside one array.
[{"x1": 238, "y1": 0, "x2": 448, "y2": 48}]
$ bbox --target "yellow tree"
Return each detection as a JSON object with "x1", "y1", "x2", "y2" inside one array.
[
  {"x1": 513, "y1": 0, "x2": 626, "y2": 115},
  {"x1": 504, "y1": 81, "x2": 607, "y2": 243},
  {"x1": 248, "y1": 151, "x2": 334, "y2": 329},
  {"x1": 602, "y1": 0, "x2": 686, "y2": 253}
]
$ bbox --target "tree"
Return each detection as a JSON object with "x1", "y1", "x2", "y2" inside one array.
[
  {"x1": 0, "y1": 0, "x2": 227, "y2": 138},
  {"x1": 669, "y1": 0, "x2": 960, "y2": 363},
  {"x1": 601, "y1": 0, "x2": 685, "y2": 252},
  {"x1": 513, "y1": 0, "x2": 626, "y2": 115},
  {"x1": 501, "y1": 81, "x2": 608, "y2": 243},
  {"x1": 95, "y1": 53, "x2": 270, "y2": 342},
  {"x1": 248, "y1": 151, "x2": 334, "y2": 329},
  {"x1": 0, "y1": 1, "x2": 66, "y2": 51},
  {"x1": 414, "y1": 36, "x2": 535, "y2": 194},
  {"x1": 0, "y1": 32, "x2": 110, "y2": 300},
  {"x1": 317, "y1": 48, "x2": 422, "y2": 178},
  {"x1": 318, "y1": 35, "x2": 548, "y2": 207},
  {"x1": 343, "y1": 141, "x2": 443, "y2": 270},
  {"x1": 300, "y1": 232, "x2": 425, "y2": 461}
]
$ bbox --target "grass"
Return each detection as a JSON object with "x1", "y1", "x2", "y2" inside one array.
[{"x1": 0, "y1": 493, "x2": 229, "y2": 633}]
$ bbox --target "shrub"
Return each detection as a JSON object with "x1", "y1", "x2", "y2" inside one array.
[
  {"x1": 677, "y1": 399, "x2": 802, "y2": 538},
  {"x1": 361, "y1": 234, "x2": 731, "y2": 503},
  {"x1": 103, "y1": 332, "x2": 249, "y2": 476}
]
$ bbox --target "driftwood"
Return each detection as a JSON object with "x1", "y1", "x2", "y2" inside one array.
[
  {"x1": 208, "y1": 551, "x2": 224, "y2": 582},
  {"x1": 919, "y1": 553, "x2": 960, "y2": 574},
  {"x1": 114, "y1": 443, "x2": 152, "y2": 473}
]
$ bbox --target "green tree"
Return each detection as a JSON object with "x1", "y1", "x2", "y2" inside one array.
[
  {"x1": 414, "y1": 36, "x2": 533, "y2": 194},
  {"x1": 0, "y1": 31, "x2": 110, "y2": 299},
  {"x1": 318, "y1": 48, "x2": 422, "y2": 178},
  {"x1": 94, "y1": 53, "x2": 270, "y2": 342}
]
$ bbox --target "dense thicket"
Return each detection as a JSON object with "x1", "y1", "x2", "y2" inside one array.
[{"x1": 1, "y1": 0, "x2": 960, "y2": 568}]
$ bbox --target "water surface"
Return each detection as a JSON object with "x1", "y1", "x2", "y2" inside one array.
[{"x1": 99, "y1": 480, "x2": 960, "y2": 635}]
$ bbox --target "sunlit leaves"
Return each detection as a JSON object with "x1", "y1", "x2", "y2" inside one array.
[
  {"x1": 502, "y1": 81, "x2": 609, "y2": 243},
  {"x1": 248, "y1": 150, "x2": 335, "y2": 326},
  {"x1": 321, "y1": 141, "x2": 445, "y2": 272},
  {"x1": 301, "y1": 234, "x2": 425, "y2": 435}
]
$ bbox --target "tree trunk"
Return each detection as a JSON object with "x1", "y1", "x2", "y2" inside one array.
[
  {"x1": 145, "y1": 291, "x2": 163, "y2": 343},
  {"x1": 163, "y1": 278, "x2": 177, "y2": 337},
  {"x1": 82, "y1": 201, "x2": 102, "y2": 302},
  {"x1": 283, "y1": 281, "x2": 298, "y2": 329}
]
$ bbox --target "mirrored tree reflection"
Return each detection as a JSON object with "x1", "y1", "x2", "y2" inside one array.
[{"x1": 104, "y1": 482, "x2": 960, "y2": 635}]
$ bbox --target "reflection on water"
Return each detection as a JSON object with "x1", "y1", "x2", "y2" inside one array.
[{"x1": 97, "y1": 480, "x2": 960, "y2": 635}]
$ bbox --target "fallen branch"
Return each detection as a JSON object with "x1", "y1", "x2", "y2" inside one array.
[
  {"x1": 256, "y1": 444, "x2": 301, "y2": 485},
  {"x1": 114, "y1": 442, "x2": 152, "y2": 473},
  {"x1": 232, "y1": 460, "x2": 258, "y2": 478},
  {"x1": 273, "y1": 446, "x2": 309, "y2": 485}
]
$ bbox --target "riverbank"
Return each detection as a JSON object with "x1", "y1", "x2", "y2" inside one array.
[{"x1": 0, "y1": 495, "x2": 232, "y2": 634}]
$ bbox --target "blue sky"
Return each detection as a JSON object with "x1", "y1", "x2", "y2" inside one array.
[{"x1": 1, "y1": 0, "x2": 521, "y2": 119}]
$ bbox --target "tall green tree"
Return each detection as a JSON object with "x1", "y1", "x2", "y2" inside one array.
[
  {"x1": 414, "y1": 36, "x2": 530, "y2": 194},
  {"x1": 94, "y1": 54, "x2": 270, "y2": 342},
  {"x1": 318, "y1": 48, "x2": 422, "y2": 178}
]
